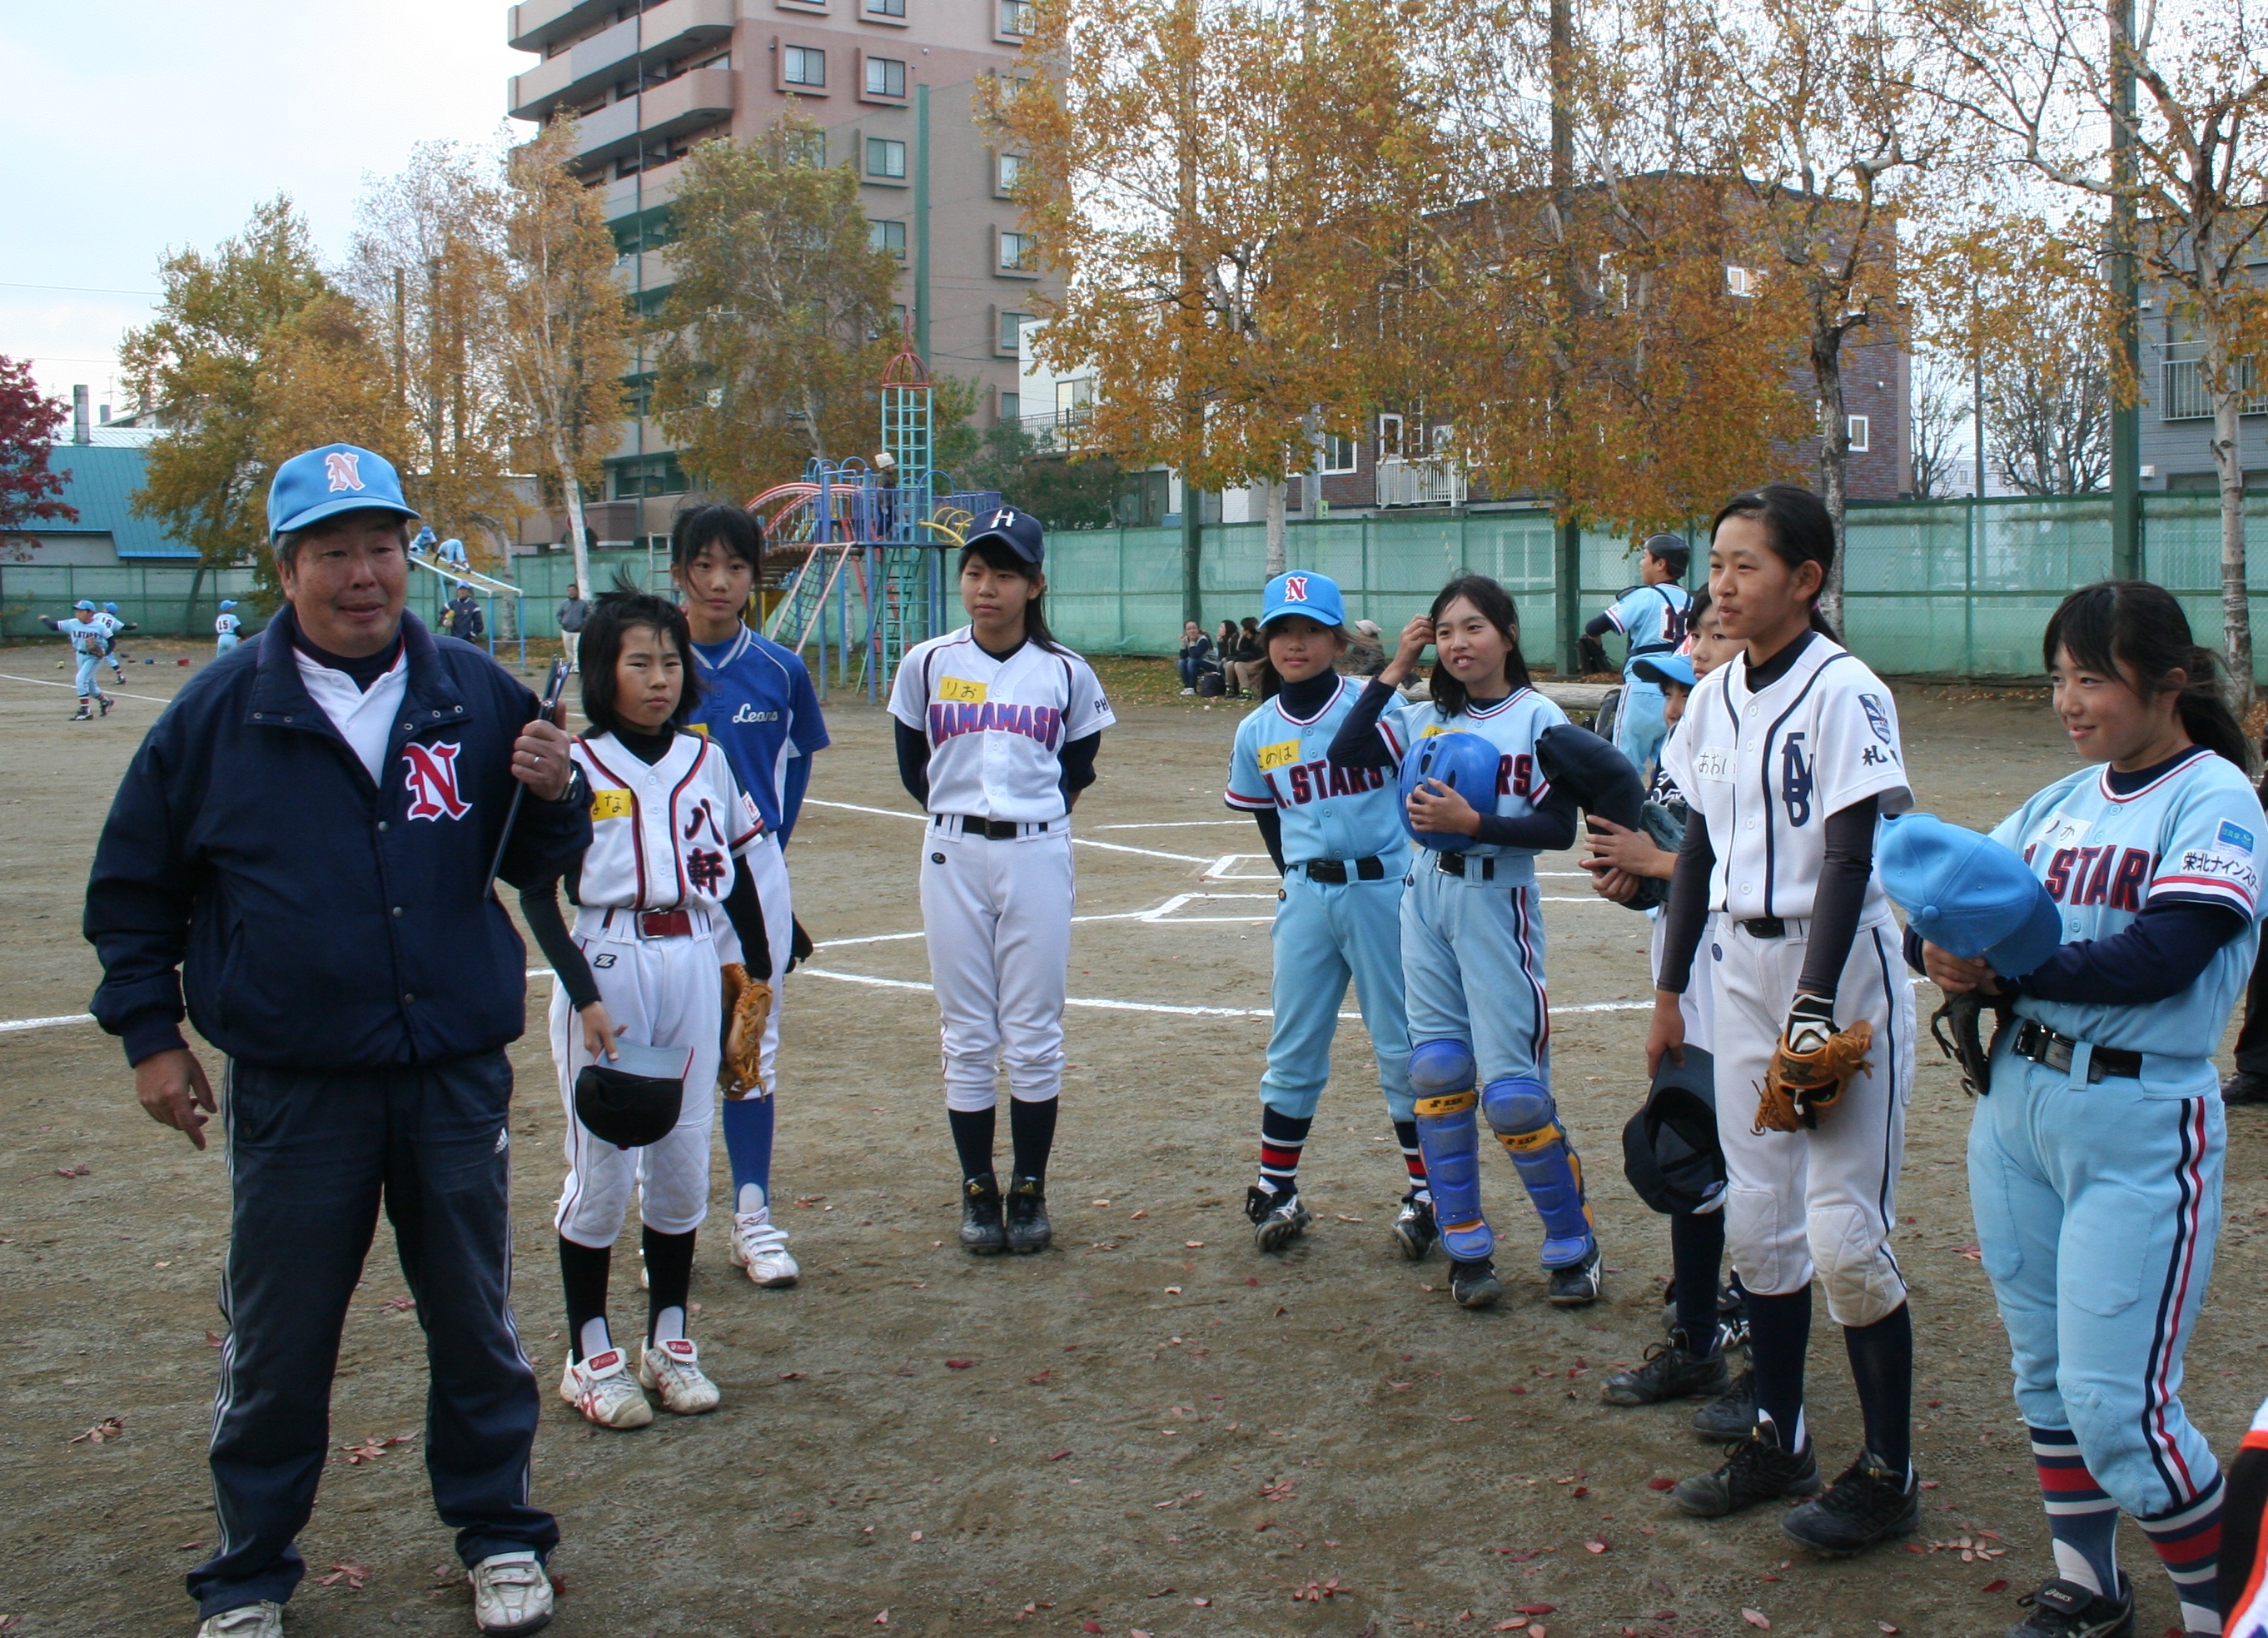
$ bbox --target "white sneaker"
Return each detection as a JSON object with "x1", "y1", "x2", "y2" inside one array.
[
  {"x1": 470, "y1": 1551, "x2": 554, "y2": 1636},
  {"x1": 639, "y1": 1337, "x2": 722, "y2": 1414},
  {"x1": 558, "y1": 1347, "x2": 652, "y2": 1429},
  {"x1": 197, "y1": 1603, "x2": 283, "y2": 1638},
  {"x1": 729, "y1": 1208, "x2": 800, "y2": 1287}
]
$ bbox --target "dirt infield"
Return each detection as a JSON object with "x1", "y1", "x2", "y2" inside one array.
[{"x1": 2, "y1": 643, "x2": 2265, "y2": 1638}]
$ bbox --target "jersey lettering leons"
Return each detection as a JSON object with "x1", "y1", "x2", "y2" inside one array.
[
  {"x1": 1225, "y1": 675, "x2": 1405, "y2": 862},
  {"x1": 1661, "y1": 638, "x2": 1913, "y2": 921},
  {"x1": 888, "y1": 627, "x2": 1116, "y2": 824},
  {"x1": 1382, "y1": 687, "x2": 1569, "y2": 859},
  {"x1": 689, "y1": 625, "x2": 829, "y2": 836},
  {"x1": 570, "y1": 729, "x2": 763, "y2": 912},
  {"x1": 1989, "y1": 746, "x2": 2267, "y2": 1063}
]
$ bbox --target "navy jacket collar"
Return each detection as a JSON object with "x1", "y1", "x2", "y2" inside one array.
[{"x1": 249, "y1": 607, "x2": 464, "y2": 731}]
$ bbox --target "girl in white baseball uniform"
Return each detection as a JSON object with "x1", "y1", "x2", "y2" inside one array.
[
  {"x1": 523, "y1": 590, "x2": 773, "y2": 1430},
  {"x1": 888, "y1": 507, "x2": 1114, "y2": 1257},
  {"x1": 1648, "y1": 484, "x2": 1921, "y2": 1556}
]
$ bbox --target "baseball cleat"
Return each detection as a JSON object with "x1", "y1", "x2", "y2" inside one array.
[
  {"x1": 1448, "y1": 1256, "x2": 1502, "y2": 1308},
  {"x1": 1546, "y1": 1242, "x2": 1604, "y2": 1306},
  {"x1": 2223, "y1": 1069, "x2": 2268, "y2": 1105},
  {"x1": 559, "y1": 1347, "x2": 653, "y2": 1429},
  {"x1": 960, "y1": 1173, "x2": 1007, "y2": 1254},
  {"x1": 1693, "y1": 1363, "x2": 1758, "y2": 1441},
  {"x1": 470, "y1": 1550, "x2": 555, "y2": 1636},
  {"x1": 1601, "y1": 1332, "x2": 1731, "y2": 1406},
  {"x1": 730, "y1": 1209, "x2": 799, "y2": 1287},
  {"x1": 1390, "y1": 1192, "x2": 1438, "y2": 1262},
  {"x1": 196, "y1": 1602, "x2": 284, "y2": 1637},
  {"x1": 2004, "y1": 1576, "x2": 2136, "y2": 1638},
  {"x1": 98, "y1": 694, "x2": 113, "y2": 715},
  {"x1": 71, "y1": 706, "x2": 91, "y2": 721},
  {"x1": 1004, "y1": 1174, "x2": 1052, "y2": 1253},
  {"x1": 1781, "y1": 1450, "x2": 1921, "y2": 1556},
  {"x1": 637, "y1": 1337, "x2": 722, "y2": 1414},
  {"x1": 1670, "y1": 1426, "x2": 1821, "y2": 1517},
  {"x1": 1246, "y1": 1184, "x2": 1311, "y2": 1252}
]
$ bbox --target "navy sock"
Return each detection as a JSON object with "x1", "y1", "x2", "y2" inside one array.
[
  {"x1": 948, "y1": 1106, "x2": 997, "y2": 1182},
  {"x1": 1259, "y1": 1106, "x2": 1313, "y2": 1196},
  {"x1": 1669, "y1": 1210, "x2": 1727, "y2": 1352},
  {"x1": 642, "y1": 1225, "x2": 696, "y2": 1345},
  {"x1": 721, "y1": 1093, "x2": 776, "y2": 1214},
  {"x1": 1008, "y1": 1095, "x2": 1058, "y2": 1182},
  {"x1": 1842, "y1": 1301, "x2": 1914, "y2": 1475},
  {"x1": 1745, "y1": 1285, "x2": 1812, "y2": 1450},
  {"x1": 558, "y1": 1235, "x2": 612, "y2": 1363}
]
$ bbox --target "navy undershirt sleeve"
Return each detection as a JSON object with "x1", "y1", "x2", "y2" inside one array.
[
  {"x1": 1251, "y1": 809, "x2": 1287, "y2": 874},
  {"x1": 1326, "y1": 677, "x2": 1401, "y2": 769},
  {"x1": 2004, "y1": 899, "x2": 2248, "y2": 1005},
  {"x1": 1060, "y1": 731, "x2": 1102, "y2": 794},
  {"x1": 723, "y1": 867, "x2": 772, "y2": 981},
  {"x1": 1475, "y1": 789, "x2": 1579, "y2": 851},
  {"x1": 1584, "y1": 611, "x2": 1616, "y2": 639},
  {"x1": 1656, "y1": 809, "x2": 1716, "y2": 994},
  {"x1": 520, "y1": 882, "x2": 600, "y2": 1012},
  {"x1": 894, "y1": 719, "x2": 931, "y2": 806},
  {"x1": 1795, "y1": 796, "x2": 1880, "y2": 998}
]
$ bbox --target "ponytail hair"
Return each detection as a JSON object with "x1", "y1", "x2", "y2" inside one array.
[
  {"x1": 2043, "y1": 580, "x2": 2252, "y2": 774},
  {"x1": 1711, "y1": 483, "x2": 1841, "y2": 641},
  {"x1": 1426, "y1": 573, "x2": 1533, "y2": 717},
  {"x1": 957, "y1": 537, "x2": 1067, "y2": 654}
]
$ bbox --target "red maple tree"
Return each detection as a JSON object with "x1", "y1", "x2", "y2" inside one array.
[{"x1": 0, "y1": 355, "x2": 78, "y2": 558}]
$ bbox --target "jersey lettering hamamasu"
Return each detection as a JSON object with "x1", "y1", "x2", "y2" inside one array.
[
  {"x1": 1383, "y1": 688, "x2": 1570, "y2": 859},
  {"x1": 1663, "y1": 639, "x2": 1912, "y2": 921},
  {"x1": 1225, "y1": 675, "x2": 1406, "y2": 863},
  {"x1": 569, "y1": 729, "x2": 763, "y2": 911},
  {"x1": 888, "y1": 629, "x2": 1116, "y2": 824},
  {"x1": 1989, "y1": 746, "x2": 2266, "y2": 1068}
]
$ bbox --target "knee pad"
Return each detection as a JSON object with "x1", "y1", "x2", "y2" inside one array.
[
  {"x1": 1481, "y1": 1077, "x2": 1594, "y2": 1268},
  {"x1": 1408, "y1": 1038, "x2": 1476, "y2": 1099},
  {"x1": 1413, "y1": 1089, "x2": 1493, "y2": 1261}
]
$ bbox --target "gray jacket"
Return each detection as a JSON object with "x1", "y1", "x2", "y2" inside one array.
[{"x1": 557, "y1": 597, "x2": 591, "y2": 633}]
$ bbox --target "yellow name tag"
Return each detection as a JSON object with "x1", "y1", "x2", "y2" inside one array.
[
  {"x1": 1257, "y1": 739, "x2": 1302, "y2": 771},
  {"x1": 590, "y1": 789, "x2": 633, "y2": 821},
  {"x1": 688, "y1": 721, "x2": 709, "y2": 737},
  {"x1": 938, "y1": 676, "x2": 987, "y2": 704},
  {"x1": 1419, "y1": 724, "x2": 1451, "y2": 738}
]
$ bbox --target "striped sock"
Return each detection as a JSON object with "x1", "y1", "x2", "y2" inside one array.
[
  {"x1": 1257, "y1": 1108, "x2": 1312, "y2": 1197},
  {"x1": 2141, "y1": 1473, "x2": 2225, "y2": 1635},
  {"x1": 1393, "y1": 1118, "x2": 1430, "y2": 1201},
  {"x1": 2031, "y1": 1425, "x2": 2121, "y2": 1596}
]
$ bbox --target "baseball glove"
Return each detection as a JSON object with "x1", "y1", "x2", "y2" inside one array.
[
  {"x1": 719, "y1": 962, "x2": 773, "y2": 1095},
  {"x1": 1755, "y1": 998, "x2": 1874, "y2": 1133},
  {"x1": 1928, "y1": 988, "x2": 2007, "y2": 1099}
]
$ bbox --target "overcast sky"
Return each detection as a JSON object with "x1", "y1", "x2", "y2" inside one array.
[{"x1": 2, "y1": 2, "x2": 528, "y2": 412}]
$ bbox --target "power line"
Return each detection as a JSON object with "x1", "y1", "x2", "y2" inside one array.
[{"x1": 0, "y1": 281, "x2": 160, "y2": 297}]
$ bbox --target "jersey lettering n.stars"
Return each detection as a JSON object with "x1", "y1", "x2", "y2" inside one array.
[
  {"x1": 569, "y1": 729, "x2": 763, "y2": 911},
  {"x1": 1383, "y1": 688, "x2": 1570, "y2": 859},
  {"x1": 1225, "y1": 675, "x2": 1405, "y2": 862},
  {"x1": 1989, "y1": 746, "x2": 2266, "y2": 1068},
  {"x1": 888, "y1": 628, "x2": 1115, "y2": 824}
]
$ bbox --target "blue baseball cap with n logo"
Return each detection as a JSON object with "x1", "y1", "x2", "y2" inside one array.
[
  {"x1": 266, "y1": 443, "x2": 420, "y2": 540},
  {"x1": 1260, "y1": 570, "x2": 1346, "y2": 631},
  {"x1": 965, "y1": 505, "x2": 1045, "y2": 565}
]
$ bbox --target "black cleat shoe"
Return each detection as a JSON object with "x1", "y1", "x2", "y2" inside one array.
[
  {"x1": 1390, "y1": 1192, "x2": 1438, "y2": 1262},
  {"x1": 959, "y1": 1173, "x2": 1007, "y2": 1255},
  {"x1": 1602, "y1": 1331, "x2": 1732, "y2": 1406},
  {"x1": 1004, "y1": 1174, "x2": 1052, "y2": 1253},
  {"x1": 1246, "y1": 1184, "x2": 1311, "y2": 1252},
  {"x1": 97, "y1": 694, "x2": 112, "y2": 716},
  {"x1": 1449, "y1": 1256, "x2": 1502, "y2": 1308},
  {"x1": 1669, "y1": 1427, "x2": 1822, "y2": 1517},
  {"x1": 1692, "y1": 1363, "x2": 1758, "y2": 1441},
  {"x1": 2005, "y1": 1576, "x2": 2136, "y2": 1638},
  {"x1": 1782, "y1": 1450, "x2": 1922, "y2": 1556},
  {"x1": 70, "y1": 707, "x2": 92, "y2": 721},
  {"x1": 1546, "y1": 1242, "x2": 1604, "y2": 1307},
  {"x1": 2223, "y1": 1069, "x2": 2268, "y2": 1106}
]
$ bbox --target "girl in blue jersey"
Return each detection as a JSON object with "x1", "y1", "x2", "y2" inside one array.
[
  {"x1": 1330, "y1": 574, "x2": 1602, "y2": 1310},
  {"x1": 1919, "y1": 582, "x2": 2264, "y2": 1638}
]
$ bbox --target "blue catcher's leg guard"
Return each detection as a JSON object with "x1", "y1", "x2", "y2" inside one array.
[
  {"x1": 1481, "y1": 1077, "x2": 1596, "y2": 1269},
  {"x1": 1410, "y1": 1039, "x2": 1492, "y2": 1262}
]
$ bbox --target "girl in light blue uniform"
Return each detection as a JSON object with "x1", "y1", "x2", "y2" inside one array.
[
  {"x1": 1330, "y1": 574, "x2": 1601, "y2": 1310},
  {"x1": 1918, "y1": 581, "x2": 2265, "y2": 1638}
]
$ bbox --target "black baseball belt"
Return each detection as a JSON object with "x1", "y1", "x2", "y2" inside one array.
[
  {"x1": 2006, "y1": 1018, "x2": 2142, "y2": 1083},
  {"x1": 943, "y1": 814, "x2": 1057, "y2": 839},
  {"x1": 1435, "y1": 852, "x2": 1498, "y2": 880},
  {"x1": 1299, "y1": 856, "x2": 1388, "y2": 884}
]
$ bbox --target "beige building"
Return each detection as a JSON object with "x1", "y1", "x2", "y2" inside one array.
[{"x1": 505, "y1": 0, "x2": 1045, "y2": 546}]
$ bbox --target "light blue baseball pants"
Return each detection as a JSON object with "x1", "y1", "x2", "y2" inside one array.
[
  {"x1": 1260, "y1": 869, "x2": 1412, "y2": 1123},
  {"x1": 1400, "y1": 863, "x2": 1549, "y2": 1086},
  {"x1": 1614, "y1": 679, "x2": 1669, "y2": 779}
]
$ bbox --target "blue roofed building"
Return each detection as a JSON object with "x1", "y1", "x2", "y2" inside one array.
[{"x1": 9, "y1": 419, "x2": 196, "y2": 565}]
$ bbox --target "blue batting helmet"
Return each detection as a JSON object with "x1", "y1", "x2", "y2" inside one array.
[{"x1": 1397, "y1": 730, "x2": 1500, "y2": 853}]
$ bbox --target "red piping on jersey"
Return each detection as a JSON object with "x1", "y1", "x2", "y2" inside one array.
[
  {"x1": 663, "y1": 737, "x2": 709, "y2": 908},
  {"x1": 2097, "y1": 745, "x2": 2215, "y2": 804},
  {"x1": 578, "y1": 739, "x2": 646, "y2": 909},
  {"x1": 1460, "y1": 686, "x2": 1534, "y2": 721}
]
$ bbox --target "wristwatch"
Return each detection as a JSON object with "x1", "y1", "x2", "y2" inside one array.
[{"x1": 548, "y1": 764, "x2": 589, "y2": 807}]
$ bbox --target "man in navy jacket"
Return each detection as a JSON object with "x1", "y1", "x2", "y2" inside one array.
[{"x1": 85, "y1": 444, "x2": 590, "y2": 1638}]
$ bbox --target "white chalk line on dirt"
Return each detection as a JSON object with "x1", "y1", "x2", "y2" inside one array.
[
  {"x1": 801, "y1": 798, "x2": 1211, "y2": 864},
  {"x1": 0, "y1": 671, "x2": 174, "y2": 706}
]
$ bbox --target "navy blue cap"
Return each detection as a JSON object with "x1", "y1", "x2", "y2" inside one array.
[
  {"x1": 266, "y1": 443, "x2": 420, "y2": 540},
  {"x1": 1878, "y1": 812, "x2": 2062, "y2": 978},
  {"x1": 964, "y1": 505, "x2": 1045, "y2": 566}
]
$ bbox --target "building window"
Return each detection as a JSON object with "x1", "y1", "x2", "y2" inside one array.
[
  {"x1": 997, "y1": 152, "x2": 1025, "y2": 193},
  {"x1": 997, "y1": 310, "x2": 1031, "y2": 351},
  {"x1": 1725, "y1": 263, "x2": 1758, "y2": 297},
  {"x1": 1000, "y1": 390, "x2": 1020, "y2": 421},
  {"x1": 1846, "y1": 414, "x2": 1870, "y2": 452},
  {"x1": 1377, "y1": 412, "x2": 1404, "y2": 456},
  {"x1": 1055, "y1": 377, "x2": 1093, "y2": 421},
  {"x1": 870, "y1": 218, "x2": 907, "y2": 258},
  {"x1": 611, "y1": 454, "x2": 687, "y2": 499},
  {"x1": 1320, "y1": 432, "x2": 1358, "y2": 474},
  {"x1": 784, "y1": 127, "x2": 828, "y2": 166},
  {"x1": 998, "y1": 0, "x2": 1034, "y2": 32},
  {"x1": 868, "y1": 0, "x2": 907, "y2": 13},
  {"x1": 999, "y1": 230, "x2": 1037, "y2": 271},
  {"x1": 783, "y1": 45, "x2": 825, "y2": 86},
  {"x1": 864, "y1": 55, "x2": 906, "y2": 97},
  {"x1": 867, "y1": 137, "x2": 907, "y2": 178}
]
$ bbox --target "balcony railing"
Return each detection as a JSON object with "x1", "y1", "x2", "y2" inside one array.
[
  {"x1": 1375, "y1": 456, "x2": 1466, "y2": 508},
  {"x1": 1018, "y1": 409, "x2": 1094, "y2": 454},
  {"x1": 2161, "y1": 350, "x2": 2266, "y2": 421}
]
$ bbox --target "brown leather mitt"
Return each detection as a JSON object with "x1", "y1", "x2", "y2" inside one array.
[
  {"x1": 720, "y1": 962, "x2": 773, "y2": 1095},
  {"x1": 1755, "y1": 1016, "x2": 1874, "y2": 1133}
]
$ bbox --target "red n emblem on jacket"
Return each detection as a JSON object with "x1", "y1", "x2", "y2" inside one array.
[{"x1": 401, "y1": 742, "x2": 472, "y2": 821}]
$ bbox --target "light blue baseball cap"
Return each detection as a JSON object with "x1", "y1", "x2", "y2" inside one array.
[
  {"x1": 1259, "y1": 570, "x2": 1346, "y2": 630},
  {"x1": 220, "y1": 600, "x2": 238, "y2": 610},
  {"x1": 1878, "y1": 812, "x2": 2062, "y2": 978},
  {"x1": 266, "y1": 443, "x2": 420, "y2": 539},
  {"x1": 1633, "y1": 650, "x2": 1697, "y2": 688}
]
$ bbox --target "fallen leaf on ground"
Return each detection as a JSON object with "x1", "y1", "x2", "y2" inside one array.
[
  {"x1": 1741, "y1": 1611, "x2": 1770, "y2": 1631},
  {"x1": 206, "y1": 1332, "x2": 225, "y2": 1347},
  {"x1": 945, "y1": 1358, "x2": 975, "y2": 1369},
  {"x1": 873, "y1": 1611, "x2": 888, "y2": 1626},
  {"x1": 1879, "y1": 1626, "x2": 1899, "y2": 1634},
  {"x1": 1261, "y1": 1479, "x2": 1295, "y2": 1501},
  {"x1": 1982, "y1": 1580, "x2": 2008, "y2": 1593},
  {"x1": 1028, "y1": 1370, "x2": 1052, "y2": 1383},
  {"x1": 1082, "y1": 1622, "x2": 1103, "y2": 1634},
  {"x1": 1584, "y1": 1539, "x2": 1609, "y2": 1553},
  {"x1": 1646, "y1": 1476, "x2": 1675, "y2": 1491},
  {"x1": 1191, "y1": 1596, "x2": 1211, "y2": 1606},
  {"x1": 70, "y1": 1416, "x2": 125, "y2": 1445},
  {"x1": 55, "y1": 1163, "x2": 91, "y2": 1177},
  {"x1": 1515, "y1": 1605, "x2": 1556, "y2": 1616},
  {"x1": 1047, "y1": 1450, "x2": 1072, "y2": 1461},
  {"x1": 383, "y1": 1296, "x2": 415, "y2": 1312},
  {"x1": 1495, "y1": 1623, "x2": 1529, "y2": 1633},
  {"x1": 316, "y1": 1562, "x2": 370, "y2": 1590},
  {"x1": 778, "y1": 1371, "x2": 803, "y2": 1380}
]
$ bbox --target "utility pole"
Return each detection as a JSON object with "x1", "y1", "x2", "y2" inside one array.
[
  {"x1": 1549, "y1": 0, "x2": 1583, "y2": 675},
  {"x1": 2107, "y1": 0, "x2": 2142, "y2": 579},
  {"x1": 914, "y1": 82, "x2": 932, "y2": 364}
]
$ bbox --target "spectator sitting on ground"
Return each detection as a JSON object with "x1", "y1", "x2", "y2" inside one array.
[
  {"x1": 1226, "y1": 616, "x2": 1267, "y2": 698},
  {"x1": 1176, "y1": 621, "x2": 1219, "y2": 695}
]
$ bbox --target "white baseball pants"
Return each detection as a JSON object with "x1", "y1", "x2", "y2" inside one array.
[
  {"x1": 1707, "y1": 909, "x2": 1915, "y2": 1326},
  {"x1": 550, "y1": 906, "x2": 722, "y2": 1246},
  {"x1": 918, "y1": 820, "x2": 1074, "y2": 1111}
]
